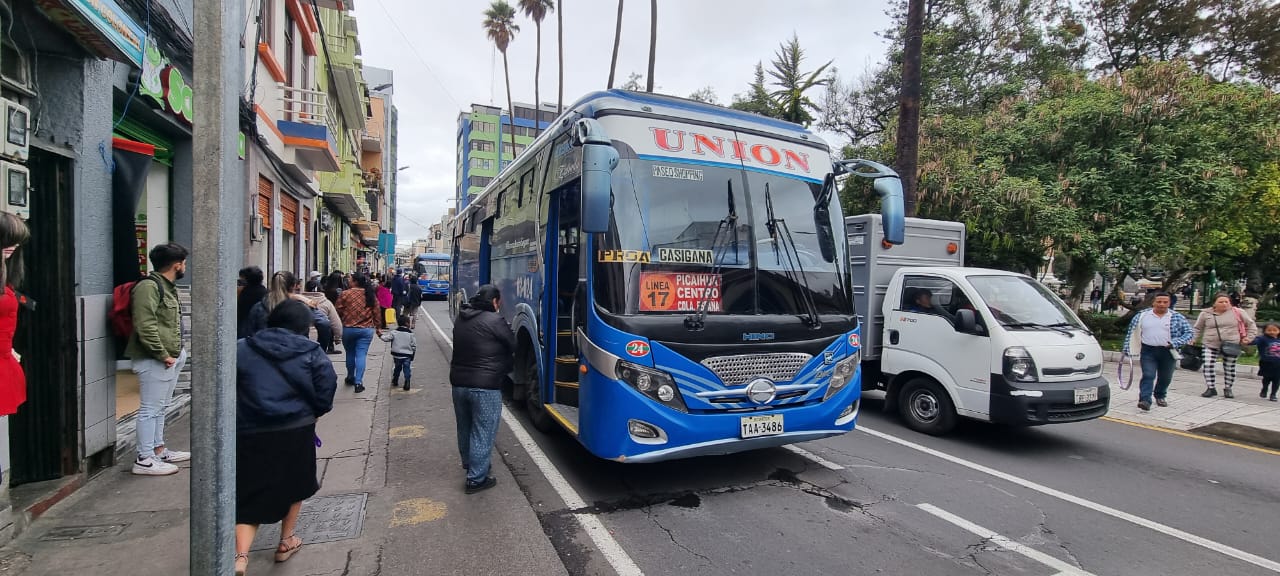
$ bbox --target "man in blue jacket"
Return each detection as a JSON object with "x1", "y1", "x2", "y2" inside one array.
[{"x1": 1122, "y1": 291, "x2": 1194, "y2": 411}]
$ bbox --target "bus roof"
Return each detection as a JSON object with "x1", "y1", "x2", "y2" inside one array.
[{"x1": 416, "y1": 253, "x2": 450, "y2": 260}]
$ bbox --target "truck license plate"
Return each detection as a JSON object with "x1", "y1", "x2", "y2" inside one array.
[
  {"x1": 740, "y1": 414, "x2": 784, "y2": 438},
  {"x1": 1074, "y1": 387, "x2": 1098, "y2": 405}
]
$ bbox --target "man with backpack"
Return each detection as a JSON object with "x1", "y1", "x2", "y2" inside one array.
[{"x1": 125, "y1": 242, "x2": 191, "y2": 476}]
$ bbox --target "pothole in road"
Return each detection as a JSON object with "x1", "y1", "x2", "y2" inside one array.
[{"x1": 668, "y1": 493, "x2": 701, "y2": 508}]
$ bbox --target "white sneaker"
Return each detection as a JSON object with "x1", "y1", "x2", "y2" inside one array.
[
  {"x1": 132, "y1": 456, "x2": 179, "y2": 476},
  {"x1": 158, "y1": 449, "x2": 191, "y2": 463}
]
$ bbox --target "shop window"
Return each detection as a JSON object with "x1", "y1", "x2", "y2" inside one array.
[{"x1": 280, "y1": 193, "x2": 299, "y2": 235}]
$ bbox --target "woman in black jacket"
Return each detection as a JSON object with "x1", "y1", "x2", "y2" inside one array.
[
  {"x1": 237, "y1": 266, "x2": 267, "y2": 339},
  {"x1": 234, "y1": 300, "x2": 337, "y2": 575},
  {"x1": 451, "y1": 285, "x2": 515, "y2": 494}
]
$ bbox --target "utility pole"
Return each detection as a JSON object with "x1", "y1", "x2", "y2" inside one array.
[
  {"x1": 191, "y1": 0, "x2": 244, "y2": 573},
  {"x1": 895, "y1": 0, "x2": 925, "y2": 217}
]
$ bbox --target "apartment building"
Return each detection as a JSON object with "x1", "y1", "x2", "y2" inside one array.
[{"x1": 455, "y1": 102, "x2": 558, "y2": 209}]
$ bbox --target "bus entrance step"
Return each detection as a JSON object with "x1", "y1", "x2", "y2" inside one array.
[
  {"x1": 548, "y1": 403, "x2": 580, "y2": 430},
  {"x1": 554, "y1": 380, "x2": 580, "y2": 389},
  {"x1": 555, "y1": 355, "x2": 577, "y2": 364}
]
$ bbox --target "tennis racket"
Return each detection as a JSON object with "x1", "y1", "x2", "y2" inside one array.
[{"x1": 1116, "y1": 355, "x2": 1135, "y2": 390}]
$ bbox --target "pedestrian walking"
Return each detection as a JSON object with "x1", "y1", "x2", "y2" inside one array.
[
  {"x1": 451, "y1": 285, "x2": 514, "y2": 494},
  {"x1": 0, "y1": 213, "x2": 29, "y2": 423},
  {"x1": 1192, "y1": 293, "x2": 1259, "y2": 399},
  {"x1": 237, "y1": 266, "x2": 267, "y2": 339},
  {"x1": 323, "y1": 271, "x2": 345, "y2": 304},
  {"x1": 402, "y1": 274, "x2": 423, "y2": 328},
  {"x1": 126, "y1": 242, "x2": 191, "y2": 476},
  {"x1": 305, "y1": 270, "x2": 323, "y2": 293},
  {"x1": 381, "y1": 315, "x2": 417, "y2": 390},
  {"x1": 244, "y1": 271, "x2": 301, "y2": 337},
  {"x1": 389, "y1": 268, "x2": 407, "y2": 316},
  {"x1": 1255, "y1": 323, "x2": 1280, "y2": 401},
  {"x1": 301, "y1": 285, "x2": 342, "y2": 354},
  {"x1": 1122, "y1": 291, "x2": 1194, "y2": 411},
  {"x1": 234, "y1": 300, "x2": 337, "y2": 576},
  {"x1": 1089, "y1": 287, "x2": 1102, "y2": 313},
  {"x1": 335, "y1": 272, "x2": 381, "y2": 393}
]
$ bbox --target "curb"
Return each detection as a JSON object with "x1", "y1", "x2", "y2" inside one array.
[{"x1": 1190, "y1": 422, "x2": 1280, "y2": 451}]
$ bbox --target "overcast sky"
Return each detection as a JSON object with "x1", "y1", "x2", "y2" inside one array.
[{"x1": 353, "y1": 0, "x2": 894, "y2": 245}]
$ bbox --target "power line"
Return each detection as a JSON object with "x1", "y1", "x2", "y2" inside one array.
[{"x1": 367, "y1": 0, "x2": 463, "y2": 110}]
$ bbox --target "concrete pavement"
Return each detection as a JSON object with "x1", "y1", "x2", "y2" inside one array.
[{"x1": 0, "y1": 330, "x2": 567, "y2": 575}]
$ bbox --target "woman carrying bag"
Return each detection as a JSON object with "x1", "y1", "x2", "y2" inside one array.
[{"x1": 1192, "y1": 293, "x2": 1258, "y2": 398}]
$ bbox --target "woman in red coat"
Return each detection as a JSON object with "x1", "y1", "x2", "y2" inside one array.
[{"x1": 0, "y1": 213, "x2": 29, "y2": 417}]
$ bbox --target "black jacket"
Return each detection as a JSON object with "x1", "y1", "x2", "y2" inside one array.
[
  {"x1": 450, "y1": 304, "x2": 515, "y2": 390},
  {"x1": 237, "y1": 284, "x2": 268, "y2": 337},
  {"x1": 237, "y1": 328, "x2": 338, "y2": 434}
]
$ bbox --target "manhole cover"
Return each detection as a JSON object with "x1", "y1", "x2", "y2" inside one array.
[
  {"x1": 251, "y1": 493, "x2": 367, "y2": 550},
  {"x1": 40, "y1": 524, "x2": 128, "y2": 541}
]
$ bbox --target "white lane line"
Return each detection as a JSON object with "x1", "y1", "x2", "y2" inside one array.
[
  {"x1": 783, "y1": 445, "x2": 845, "y2": 470},
  {"x1": 423, "y1": 310, "x2": 644, "y2": 576},
  {"x1": 859, "y1": 426, "x2": 1280, "y2": 574},
  {"x1": 918, "y1": 503, "x2": 1094, "y2": 576}
]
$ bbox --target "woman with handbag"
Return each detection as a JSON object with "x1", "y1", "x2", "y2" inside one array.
[{"x1": 1192, "y1": 293, "x2": 1259, "y2": 398}]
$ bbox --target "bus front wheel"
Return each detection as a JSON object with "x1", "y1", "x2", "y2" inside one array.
[{"x1": 521, "y1": 349, "x2": 555, "y2": 432}]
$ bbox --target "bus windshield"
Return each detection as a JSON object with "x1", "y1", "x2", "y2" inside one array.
[
  {"x1": 594, "y1": 157, "x2": 849, "y2": 316},
  {"x1": 416, "y1": 261, "x2": 450, "y2": 281}
]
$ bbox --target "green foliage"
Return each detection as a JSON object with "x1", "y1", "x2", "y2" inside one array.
[
  {"x1": 729, "y1": 63, "x2": 775, "y2": 116},
  {"x1": 1079, "y1": 312, "x2": 1126, "y2": 339},
  {"x1": 482, "y1": 1, "x2": 519, "y2": 52},
  {"x1": 730, "y1": 35, "x2": 831, "y2": 126}
]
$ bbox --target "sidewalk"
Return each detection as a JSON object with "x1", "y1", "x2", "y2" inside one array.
[
  {"x1": 1101, "y1": 355, "x2": 1280, "y2": 450},
  {"x1": 0, "y1": 332, "x2": 566, "y2": 575}
]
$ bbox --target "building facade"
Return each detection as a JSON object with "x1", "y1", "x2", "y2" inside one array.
[{"x1": 455, "y1": 102, "x2": 556, "y2": 209}]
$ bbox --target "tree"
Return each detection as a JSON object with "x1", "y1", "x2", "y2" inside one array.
[
  {"x1": 687, "y1": 86, "x2": 718, "y2": 104},
  {"x1": 895, "y1": 0, "x2": 924, "y2": 217},
  {"x1": 483, "y1": 1, "x2": 520, "y2": 165},
  {"x1": 607, "y1": 0, "x2": 624, "y2": 88},
  {"x1": 519, "y1": 0, "x2": 555, "y2": 134},
  {"x1": 729, "y1": 62, "x2": 776, "y2": 117},
  {"x1": 619, "y1": 72, "x2": 644, "y2": 91},
  {"x1": 557, "y1": 0, "x2": 564, "y2": 112},
  {"x1": 646, "y1": 0, "x2": 657, "y2": 92},
  {"x1": 765, "y1": 34, "x2": 831, "y2": 126}
]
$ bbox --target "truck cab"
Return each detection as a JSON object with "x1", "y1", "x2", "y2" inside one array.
[{"x1": 849, "y1": 216, "x2": 1109, "y2": 434}]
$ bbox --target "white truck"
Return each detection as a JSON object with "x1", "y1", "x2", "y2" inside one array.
[{"x1": 848, "y1": 215, "x2": 1109, "y2": 435}]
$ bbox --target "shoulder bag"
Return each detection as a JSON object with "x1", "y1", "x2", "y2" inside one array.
[{"x1": 1215, "y1": 314, "x2": 1243, "y2": 358}]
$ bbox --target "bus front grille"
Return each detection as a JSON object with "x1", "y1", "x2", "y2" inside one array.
[{"x1": 701, "y1": 353, "x2": 812, "y2": 385}]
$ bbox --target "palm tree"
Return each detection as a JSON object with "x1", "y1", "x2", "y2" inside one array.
[
  {"x1": 607, "y1": 0, "x2": 624, "y2": 88},
  {"x1": 645, "y1": 0, "x2": 656, "y2": 92},
  {"x1": 519, "y1": 0, "x2": 555, "y2": 135},
  {"x1": 556, "y1": 0, "x2": 564, "y2": 112},
  {"x1": 483, "y1": 1, "x2": 520, "y2": 166},
  {"x1": 767, "y1": 34, "x2": 831, "y2": 126},
  {"x1": 896, "y1": 0, "x2": 925, "y2": 217}
]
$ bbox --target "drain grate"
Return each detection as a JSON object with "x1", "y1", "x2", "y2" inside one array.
[
  {"x1": 40, "y1": 523, "x2": 129, "y2": 541},
  {"x1": 251, "y1": 493, "x2": 368, "y2": 551}
]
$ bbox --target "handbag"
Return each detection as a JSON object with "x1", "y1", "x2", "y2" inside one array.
[
  {"x1": 1214, "y1": 314, "x2": 1243, "y2": 358},
  {"x1": 1179, "y1": 344, "x2": 1203, "y2": 370}
]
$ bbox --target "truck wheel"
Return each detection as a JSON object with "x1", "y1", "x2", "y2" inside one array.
[
  {"x1": 522, "y1": 352, "x2": 555, "y2": 432},
  {"x1": 898, "y1": 378, "x2": 957, "y2": 435}
]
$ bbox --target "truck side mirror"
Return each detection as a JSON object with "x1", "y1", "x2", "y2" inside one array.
[
  {"x1": 956, "y1": 309, "x2": 977, "y2": 333},
  {"x1": 574, "y1": 119, "x2": 619, "y2": 234}
]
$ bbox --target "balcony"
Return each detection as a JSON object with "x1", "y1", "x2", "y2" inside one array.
[
  {"x1": 361, "y1": 129, "x2": 381, "y2": 152},
  {"x1": 318, "y1": 162, "x2": 366, "y2": 222},
  {"x1": 312, "y1": 0, "x2": 352, "y2": 10},
  {"x1": 275, "y1": 85, "x2": 340, "y2": 173}
]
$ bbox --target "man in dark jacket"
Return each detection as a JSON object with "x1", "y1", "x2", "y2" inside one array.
[
  {"x1": 450, "y1": 284, "x2": 515, "y2": 494},
  {"x1": 389, "y1": 268, "x2": 408, "y2": 317}
]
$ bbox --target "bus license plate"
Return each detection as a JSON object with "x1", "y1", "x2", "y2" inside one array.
[
  {"x1": 1074, "y1": 387, "x2": 1098, "y2": 405},
  {"x1": 740, "y1": 414, "x2": 784, "y2": 438}
]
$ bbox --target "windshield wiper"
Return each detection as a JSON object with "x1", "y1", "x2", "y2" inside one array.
[
  {"x1": 764, "y1": 182, "x2": 821, "y2": 329},
  {"x1": 684, "y1": 179, "x2": 739, "y2": 331},
  {"x1": 1003, "y1": 321, "x2": 1076, "y2": 338}
]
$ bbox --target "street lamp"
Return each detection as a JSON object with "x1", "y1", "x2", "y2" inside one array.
[{"x1": 371, "y1": 83, "x2": 393, "y2": 92}]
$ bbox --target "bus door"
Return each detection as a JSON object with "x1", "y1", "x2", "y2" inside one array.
[{"x1": 549, "y1": 182, "x2": 582, "y2": 407}]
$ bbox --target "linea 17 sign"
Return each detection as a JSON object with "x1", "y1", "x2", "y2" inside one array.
[{"x1": 639, "y1": 272, "x2": 722, "y2": 312}]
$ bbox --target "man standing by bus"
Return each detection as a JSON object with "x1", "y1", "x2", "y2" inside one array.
[{"x1": 450, "y1": 285, "x2": 514, "y2": 494}]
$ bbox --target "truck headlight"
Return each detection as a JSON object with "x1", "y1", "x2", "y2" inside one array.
[
  {"x1": 1003, "y1": 347, "x2": 1038, "y2": 383},
  {"x1": 823, "y1": 350, "x2": 860, "y2": 401},
  {"x1": 616, "y1": 360, "x2": 688, "y2": 413}
]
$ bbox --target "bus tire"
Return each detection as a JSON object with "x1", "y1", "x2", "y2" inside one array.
[
  {"x1": 521, "y1": 350, "x2": 555, "y2": 433},
  {"x1": 898, "y1": 378, "x2": 957, "y2": 435}
]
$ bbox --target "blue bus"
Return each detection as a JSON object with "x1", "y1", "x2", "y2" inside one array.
[
  {"x1": 451, "y1": 90, "x2": 904, "y2": 462},
  {"x1": 415, "y1": 253, "x2": 451, "y2": 299}
]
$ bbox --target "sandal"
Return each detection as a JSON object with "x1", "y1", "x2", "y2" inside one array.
[
  {"x1": 234, "y1": 553, "x2": 249, "y2": 576},
  {"x1": 275, "y1": 534, "x2": 304, "y2": 563}
]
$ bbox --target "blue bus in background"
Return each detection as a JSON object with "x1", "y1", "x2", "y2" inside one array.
[
  {"x1": 415, "y1": 253, "x2": 451, "y2": 299},
  {"x1": 450, "y1": 90, "x2": 904, "y2": 462}
]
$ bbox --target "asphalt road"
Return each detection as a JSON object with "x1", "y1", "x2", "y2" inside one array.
[{"x1": 420, "y1": 301, "x2": 1280, "y2": 576}]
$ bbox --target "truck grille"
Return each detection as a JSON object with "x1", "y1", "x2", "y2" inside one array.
[{"x1": 701, "y1": 353, "x2": 812, "y2": 385}]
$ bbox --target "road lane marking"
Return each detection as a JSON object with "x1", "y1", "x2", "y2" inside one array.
[
  {"x1": 783, "y1": 445, "x2": 845, "y2": 470},
  {"x1": 918, "y1": 503, "x2": 1094, "y2": 575},
  {"x1": 859, "y1": 426, "x2": 1280, "y2": 573},
  {"x1": 422, "y1": 309, "x2": 645, "y2": 576},
  {"x1": 1100, "y1": 416, "x2": 1280, "y2": 456}
]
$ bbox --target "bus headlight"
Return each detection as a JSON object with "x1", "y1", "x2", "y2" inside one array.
[
  {"x1": 823, "y1": 350, "x2": 860, "y2": 401},
  {"x1": 616, "y1": 360, "x2": 688, "y2": 413},
  {"x1": 1003, "y1": 347, "x2": 1039, "y2": 383}
]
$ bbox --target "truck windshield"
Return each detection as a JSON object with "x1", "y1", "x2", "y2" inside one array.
[
  {"x1": 968, "y1": 275, "x2": 1083, "y2": 329},
  {"x1": 594, "y1": 157, "x2": 850, "y2": 316}
]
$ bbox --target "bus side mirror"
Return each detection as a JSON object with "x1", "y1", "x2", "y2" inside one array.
[
  {"x1": 873, "y1": 177, "x2": 904, "y2": 245},
  {"x1": 574, "y1": 119, "x2": 619, "y2": 234}
]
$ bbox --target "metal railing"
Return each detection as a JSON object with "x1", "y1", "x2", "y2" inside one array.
[{"x1": 279, "y1": 84, "x2": 328, "y2": 126}]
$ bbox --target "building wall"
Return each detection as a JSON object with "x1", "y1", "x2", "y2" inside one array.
[{"x1": 455, "y1": 103, "x2": 554, "y2": 208}]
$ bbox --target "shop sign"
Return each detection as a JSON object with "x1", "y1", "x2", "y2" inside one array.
[
  {"x1": 35, "y1": 0, "x2": 144, "y2": 67},
  {"x1": 139, "y1": 42, "x2": 193, "y2": 125}
]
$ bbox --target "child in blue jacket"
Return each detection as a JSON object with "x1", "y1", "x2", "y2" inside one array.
[{"x1": 1254, "y1": 322, "x2": 1280, "y2": 401}]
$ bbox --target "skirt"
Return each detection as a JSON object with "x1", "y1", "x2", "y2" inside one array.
[{"x1": 236, "y1": 423, "x2": 319, "y2": 525}]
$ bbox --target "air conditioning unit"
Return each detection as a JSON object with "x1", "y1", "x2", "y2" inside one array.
[
  {"x1": 2, "y1": 99, "x2": 29, "y2": 163},
  {"x1": 250, "y1": 214, "x2": 265, "y2": 241},
  {"x1": 1, "y1": 161, "x2": 29, "y2": 220}
]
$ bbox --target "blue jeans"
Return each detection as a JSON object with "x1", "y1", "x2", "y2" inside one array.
[
  {"x1": 342, "y1": 327, "x2": 375, "y2": 385},
  {"x1": 452, "y1": 387, "x2": 502, "y2": 485},
  {"x1": 133, "y1": 349, "x2": 188, "y2": 459},
  {"x1": 392, "y1": 356, "x2": 412, "y2": 383},
  {"x1": 1139, "y1": 344, "x2": 1175, "y2": 404}
]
